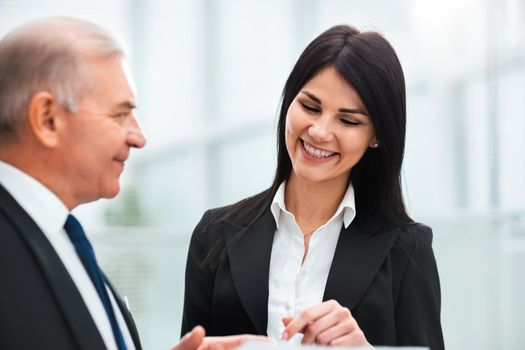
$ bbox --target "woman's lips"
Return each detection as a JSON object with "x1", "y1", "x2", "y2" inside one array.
[{"x1": 300, "y1": 139, "x2": 338, "y2": 163}]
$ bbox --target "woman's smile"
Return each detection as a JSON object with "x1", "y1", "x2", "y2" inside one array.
[
  {"x1": 285, "y1": 66, "x2": 377, "y2": 184},
  {"x1": 300, "y1": 139, "x2": 339, "y2": 163}
]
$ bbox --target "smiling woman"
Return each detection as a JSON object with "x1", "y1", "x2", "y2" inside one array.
[
  {"x1": 285, "y1": 66, "x2": 377, "y2": 185},
  {"x1": 181, "y1": 25, "x2": 444, "y2": 350}
]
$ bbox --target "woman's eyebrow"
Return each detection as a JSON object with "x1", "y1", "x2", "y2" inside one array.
[
  {"x1": 339, "y1": 107, "x2": 368, "y2": 117},
  {"x1": 301, "y1": 90, "x2": 368, "y2": 116},
  {"x1": 301, "y1": 90, "x2": 321, "y2": 104}
]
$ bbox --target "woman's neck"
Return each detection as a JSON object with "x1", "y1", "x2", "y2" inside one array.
[{"x1": 285, "y1": 173, "x2": 348, "y2": 235}]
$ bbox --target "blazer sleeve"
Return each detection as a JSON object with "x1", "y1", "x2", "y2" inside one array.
[
  {"x1": 394, "y1": 225, "x2": 445, "y2": 350},
  {"x1": 181, "y1": 210, "x2": 215, "y2": 337}
]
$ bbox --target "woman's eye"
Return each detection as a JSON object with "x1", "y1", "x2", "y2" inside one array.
[
  {"x1": 301, "y1": 103, "x2": 320, "y2": 113},
  {"x1": 340, "y1": 118, "x2": 360, "y2": 126}
]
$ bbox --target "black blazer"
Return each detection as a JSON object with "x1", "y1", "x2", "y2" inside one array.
[
  {"x1": 182, "y1": 193, "x2": 444, "y2": 350},
  {"x1": 0, "y1": 184, "x2": 142, "y2": 350}
]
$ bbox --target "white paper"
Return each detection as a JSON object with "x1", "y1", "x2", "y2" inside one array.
[{"x1": 238, "y1": 341, "x2": 428, "y2": 350}]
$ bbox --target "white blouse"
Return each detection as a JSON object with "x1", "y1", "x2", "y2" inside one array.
[{"x1": 267, "y1": 181, "x2": 356, "y2": 343}]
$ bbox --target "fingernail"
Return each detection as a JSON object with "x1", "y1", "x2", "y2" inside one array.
[{"x1": 280, "y1": 332, "x2": 289, "y2": 341}]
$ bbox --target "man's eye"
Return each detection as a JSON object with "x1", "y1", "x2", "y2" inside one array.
[
  {"x1": 301, "y1": 103, "x2": 320, "y2": 113},
  {"x1": 114, "y1": 111, "x2": 130, "y2": 119}
]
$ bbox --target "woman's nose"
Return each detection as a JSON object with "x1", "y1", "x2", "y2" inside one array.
[{"x1": 308, "y1": 116, "x2": 334, "y2": 143}]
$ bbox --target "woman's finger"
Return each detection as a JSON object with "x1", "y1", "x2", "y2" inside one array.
[
  {"x1": 329, "y1": 329, "x2": 370, "y2": 347},
  {"x1": 281, "y1": 300, "x2": 340, "y2": 340},
  {"x1": 314, "y1": 315, "x2": 357, "y2": 345},
  {"x1": 301, "y1": 307, "x2": 349, "y2": 344},
  {"x1": 281, "y1": 316, "x2": 293, "y2": 326}
]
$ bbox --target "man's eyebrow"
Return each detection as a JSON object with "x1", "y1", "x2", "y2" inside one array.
[
  {"x1": 301, "y1": 90, "x2": 368, "y2": 116},
  {"x1": 115, "y1": 101, "x2": 136, "y2": 109}
]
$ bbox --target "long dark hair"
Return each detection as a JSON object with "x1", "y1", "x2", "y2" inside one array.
[{"x1": 204, "y1": 24, "x2": 413, "y2": 268}]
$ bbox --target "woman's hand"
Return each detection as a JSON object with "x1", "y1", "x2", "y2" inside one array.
[{"x1": 281, "y1": 300, "x2": 372, "y2": 347}]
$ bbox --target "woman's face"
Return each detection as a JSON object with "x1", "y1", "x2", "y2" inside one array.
[{"x1": 285, "y1": 65, "x2": 377, "y2": 186}]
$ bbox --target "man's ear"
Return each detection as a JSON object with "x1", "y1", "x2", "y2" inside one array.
[{"x1": 27, "y1": 91, "x2": 63, "y2": 148}]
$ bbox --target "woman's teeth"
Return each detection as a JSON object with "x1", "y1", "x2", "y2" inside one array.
[{"x1": 303, "y1": 141, "x2": 335, "y2": 158}]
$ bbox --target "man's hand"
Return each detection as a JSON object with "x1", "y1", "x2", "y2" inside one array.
[
  {"x1": 173, "y1": 326, "x2": 271, "y2": 350},
  {"x1": 172, "y1": 326, "x2": 206, "y2": 350}
]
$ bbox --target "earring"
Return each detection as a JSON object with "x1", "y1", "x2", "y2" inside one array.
[{"x1": 372, "y1": 143, "x2": 379, "y2": 148}]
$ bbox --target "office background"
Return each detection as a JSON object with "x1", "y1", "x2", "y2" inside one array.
[{"x1": 1, "y1": 0, "x2": 524, "y2": 349}]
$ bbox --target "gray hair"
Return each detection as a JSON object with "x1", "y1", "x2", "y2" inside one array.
[{"x1": 0, "y1": 17, "x2": 124, "y2": 142}]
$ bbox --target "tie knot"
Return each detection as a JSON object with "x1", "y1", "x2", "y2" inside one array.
[{"x1": 64, "y1": 214, "x2": 86, "y2": 243}]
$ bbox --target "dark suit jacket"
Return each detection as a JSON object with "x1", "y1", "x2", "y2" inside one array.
[
  {"x1": 0, "y1": 184, "x2": 142, "y2": 350},
  {"x1": 182, "y1": 194, "x2": 444, "y2": 350}
]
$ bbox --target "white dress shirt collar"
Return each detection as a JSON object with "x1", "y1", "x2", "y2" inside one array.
[
  {"x1": 270, "y1": 180, "x2": 356, "y2": 230},
  {"x1": 0, "y1": 160, "x2": 135, "y2": 350},
  {"x1": 0, "y1": 160, "x2": 68, "y2": 231}
]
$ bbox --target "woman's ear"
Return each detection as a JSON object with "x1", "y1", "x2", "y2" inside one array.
[
  {"x1": 369, "y1": 137, "x2": 380, "y2": 149},
  {"x1": 27, "y1": 91, "x2": 63, "y2": 148}
]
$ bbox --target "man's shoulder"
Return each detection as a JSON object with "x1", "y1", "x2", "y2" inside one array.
[{"x1": 0, "y1": 183, "x2": 28, "y2": 228}]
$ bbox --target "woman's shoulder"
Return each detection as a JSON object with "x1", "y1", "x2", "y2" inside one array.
[
  {"x1": 363, "y1": 219, "x2": 433, "y2": 246},
  {"x1": 189, "y1": 189, "x2": 272, "y2": 261},
  {"x1": 195, "y1": 188, "x2": 271, "y2": 230},
  {"x1": 391, "y1": 222, "x2": 437, "y2": 270},
  {"x1": 396, "y1": 222, "x2": 433, "y2": 247}
]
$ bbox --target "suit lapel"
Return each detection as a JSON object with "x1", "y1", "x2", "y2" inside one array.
[
  {"x1": 221, "y1": 203, "x2": 400, "y2": 333},
  {"x1": 0, "y1": 185, "x2": 106, "y2": 350},
  {"x1": 223, "y1": 209, "x2": 276, "y2": 335},
  {"x1": 324, "y1": 222, "x2": 399, "y2": 310},
  {"x1": 104, "y1": 275, "x2": 143, "y2": 350}
]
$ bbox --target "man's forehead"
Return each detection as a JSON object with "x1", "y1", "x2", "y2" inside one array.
[
  {"x1": 79, "y1": 56, "x2": 136, "y2": 109},
  {"x1": 120, "y1": 59, "x2": 137, "y2": 98}
]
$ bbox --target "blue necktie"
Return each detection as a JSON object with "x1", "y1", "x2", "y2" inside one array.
[{"x1": 64, "y1": 215, "x2": 128, "y2": 350}]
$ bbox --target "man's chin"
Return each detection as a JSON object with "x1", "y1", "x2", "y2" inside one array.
[{"x1": 101, "y1": 184, "x2": 121, "y2": 200}]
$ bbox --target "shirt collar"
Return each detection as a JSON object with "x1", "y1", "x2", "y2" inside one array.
[
  {"x1": 270, "y1": 181, "x2": 356, "y2": 230},
  {"x1": 270, "y1": 182, "x2": 287, "y2": 229},
  {"x1": 0, "y1": 160, "x2": 69, "y2": 236},
  {"x1": 338, "y1": 183, "x2": 356, "y2": 229}
]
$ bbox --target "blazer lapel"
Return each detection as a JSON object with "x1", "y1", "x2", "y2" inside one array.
[
  {"x1": 0, "y1": 185, "x2": 106, "y2": 350},
  {"x1": 104, "y1": 275, "x2": 143, "y2": 350},
  {"x1": 323, "y1": 222, "x2": 400, "y2": 310},
  {"x1": 223, "y1": 209, "x2": 276, "y2": 335}
]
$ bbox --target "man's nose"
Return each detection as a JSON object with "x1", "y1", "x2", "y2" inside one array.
[{"x1": 127, "y1": 115, "x2": 147, "y2": 149}]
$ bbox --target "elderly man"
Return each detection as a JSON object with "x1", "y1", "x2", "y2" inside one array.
[{"x1": 0, "y1": 17, "x2": 262, "y2": 350}]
